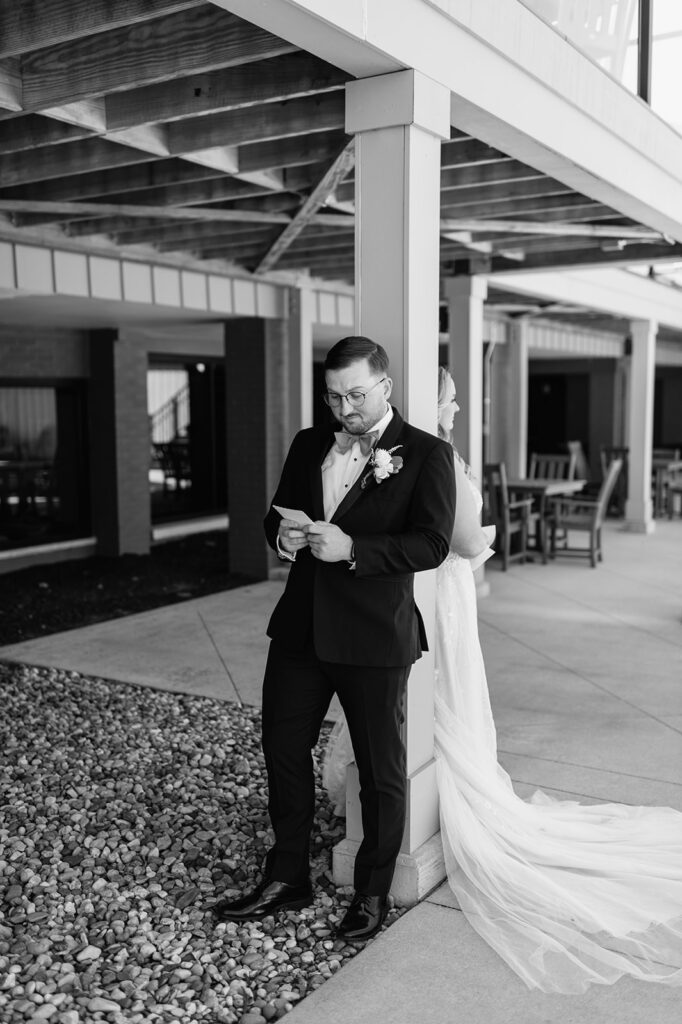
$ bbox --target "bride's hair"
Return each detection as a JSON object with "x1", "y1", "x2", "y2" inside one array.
[{"x1": 437, "y1": 365, "x2": 455, "y2": 442}]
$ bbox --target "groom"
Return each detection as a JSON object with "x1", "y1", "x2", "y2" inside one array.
[{"x1": 213, "y1": 336, "x2": 456, "y2": 940}]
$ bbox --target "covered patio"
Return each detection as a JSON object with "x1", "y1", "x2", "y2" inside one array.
[{"x1": 1, "y1": 514, "x2": 681, "y2": 1018}]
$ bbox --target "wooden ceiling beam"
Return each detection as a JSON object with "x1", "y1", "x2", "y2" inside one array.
[
  {"x1": 489, "y1": 242, "x2": 682, "y2": 273},
  {"x1": 166, "y1": 91, "x2": 345, "y2": 155},
  {"x1": 0, "y1": 58, "x2": 21, "y2": 111},
  {"x1": 117, "y1": 220, "x2": 272, "y2": 248},
  {"x1": 0, "y1": 0, "x2": 204, "y2": 59},
  {"x1": 157, "y1": 227, "x2": 281, "y2": 254},
  {"x1": 0, "y1": 198, "x2": 353, "y2": 228},
  {"x1": 441, "y1": 217, "x2": 665, "y2": 240},
  {"x1": 0, "y1": 159, "x2": 228, "y2": 201},
  {"x1": 440, "y1": 138, "x2": 509, "y2": 168},
  {"x1": 255, "y1": 140, "x2": 355, "y2": 274},
  {"x1": 238, "y1": 129, "x2": 349, "y2": 173},
  {"x1": 440, "y1": 193, "x2": 605, "y2": 219},
  {"x1": 105, "y1": 52, "x2": 349, "y2": 129},
  {"x1": 0, "y1": 113, "x2": 95, "y2": 154},
  {"x1": 441, "y1": 162, "x2": 547, "y2": 192},
  {"x1": 0, "y1": 137, "x2": 160, "y2": 188},
  {"x1": 20, "y1": 7, "x2": 297, "y2": 111}
]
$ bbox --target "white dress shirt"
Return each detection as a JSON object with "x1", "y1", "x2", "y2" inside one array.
[{"x1": 321, "y1": 405, "x2": 394, "y2": 521}]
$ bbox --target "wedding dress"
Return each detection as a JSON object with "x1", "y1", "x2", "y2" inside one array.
[{"x1": 323, "y1": 468, "x2": 682, "y2": 993}]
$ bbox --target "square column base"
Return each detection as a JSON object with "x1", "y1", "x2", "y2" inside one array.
[
  {"x1": 623, "y1": 518, "x2": 656, "y2": 534},
  {"x1": 332, "y1": 831, "x2": 445, "y2": 909}
]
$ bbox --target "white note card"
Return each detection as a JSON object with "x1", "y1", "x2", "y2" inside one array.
[{"x1": 273, "y1": 505, "x2": 314, "y2": 526}]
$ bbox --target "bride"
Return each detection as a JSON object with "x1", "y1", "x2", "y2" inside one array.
[{"x1": 324, "y1": 367, "x2": 682, "y2": 994}]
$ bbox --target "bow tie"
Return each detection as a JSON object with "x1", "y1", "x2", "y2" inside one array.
[{"x1": 334, "y1": 431, "x2": 378, "y2": 456}]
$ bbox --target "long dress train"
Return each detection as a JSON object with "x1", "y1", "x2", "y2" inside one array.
[{"x1": 324, "y1": 475, "x2": 682, "y2": 993}]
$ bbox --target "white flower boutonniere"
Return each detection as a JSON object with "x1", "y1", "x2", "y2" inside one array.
[{"x1": 361, "y1": 445, "x2": 404, "y2": 489}]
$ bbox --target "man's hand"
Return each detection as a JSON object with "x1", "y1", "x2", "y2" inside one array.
[
  {"x1": 278, "y1": 518, "x2": 309, "y2": 553},
  {"x1": 305, "y1": 521, "x2": 353, "y2": 562}
]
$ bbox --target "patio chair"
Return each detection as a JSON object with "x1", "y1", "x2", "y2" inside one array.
[
  {"x1": 547, "y1": 459, "x2": 623, "y2": 568},
  {"x1": 598, "y1": 445, "x2": 628, "y2": 517},
  {"x1": 483, "y1": 462, "x2": 537, "y2": 571},
  {"x1": 666, "y1": 466, "x2": 682, "y2": 519},
  {"x1": 528, "y1": 452, "x2": 578, "y2": 480}
]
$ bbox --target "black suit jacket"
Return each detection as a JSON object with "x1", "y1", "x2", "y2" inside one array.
[{"x1": 264, "y1": 409, "x2": 456, "y2": 667}]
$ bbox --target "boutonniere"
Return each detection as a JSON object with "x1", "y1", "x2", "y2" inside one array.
[{"x1": 361, "y1": 445, "x2": 404, "y2": 489}]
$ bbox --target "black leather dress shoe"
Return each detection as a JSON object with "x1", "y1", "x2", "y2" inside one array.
[
  {"x1": 336, "y1": 892, "x2": 389, "y2": 942},
  {"x1": 212, "y1": 879, "x2": 313, "y2": 922}
]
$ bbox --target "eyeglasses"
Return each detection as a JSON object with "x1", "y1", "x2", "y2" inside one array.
[{"x1": 323, "y1": 377, "x2": 386, "y2": 409}]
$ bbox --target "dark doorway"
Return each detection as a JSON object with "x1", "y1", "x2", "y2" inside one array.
[
  {"x1": 148, "y1": 359, "x2": 227, "y2": 522},
  {"x1": 528, "y1": 372, "x2": 590, "y2": 458}
]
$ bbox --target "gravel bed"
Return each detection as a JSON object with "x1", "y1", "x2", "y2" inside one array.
[{"x1": 0, "y1": 662, "x2": 404, "y2": 1024}]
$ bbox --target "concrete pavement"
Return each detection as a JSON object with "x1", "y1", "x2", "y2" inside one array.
[{"x1": 2, "y1": 518, "x2": 682, "y2": 1021}]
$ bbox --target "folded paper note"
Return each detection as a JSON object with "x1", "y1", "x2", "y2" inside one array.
[{"x1": 273, "y1": 505, "x2": 314, "y2": 526}]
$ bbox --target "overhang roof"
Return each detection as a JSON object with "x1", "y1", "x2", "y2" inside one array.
[{"x1": 2, "y1": 0, "x2": 682, "y2": 289}]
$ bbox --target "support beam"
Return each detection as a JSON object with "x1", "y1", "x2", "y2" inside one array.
[
  {"x1": 624, "y1": 319, "x2": 657, "y2": 533},
  {"x1": 0, "y1": 198, "x2": 354, "y2": 227},
  {"x1": 334, "y1": 69, "x2": 450, "y2": 907},
  {"x1": 255, "y1": 140, "x2": 355, "y2": 274}
]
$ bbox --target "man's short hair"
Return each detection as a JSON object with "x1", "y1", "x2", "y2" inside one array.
[{"x1": 324, "y1": 336, "x2": 390, "y2": 376}]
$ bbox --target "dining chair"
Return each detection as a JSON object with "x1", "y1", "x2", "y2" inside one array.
[
  {"x1": 528, "y1": 452, "x2": 578, "y2": 480},
  {"x1": 547, "y1": 459, "x2": 623, "y2": 568},
  {"x1": 598, "y1": 445, "x2": 628, "y2": 517},
  {"x1": 483, "y1": 462, "x2": 536, "y2": 571},
  {"x1": 666, "y1": 466, "x2": 682, "y2": 519}
]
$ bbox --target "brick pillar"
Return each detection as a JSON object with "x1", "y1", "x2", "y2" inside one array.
[
  {"x1": 225, "y1": 317, "x2": 289, "y2": 579},
  {"x1": 89, "y1": 330, "x2": 151, "y2": 555}
]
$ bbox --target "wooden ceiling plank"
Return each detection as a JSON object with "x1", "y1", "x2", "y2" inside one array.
[
  {"x1": 0, "y1": 159, "x2": 228, "y2": 201},
  {"x1": 441, "y1": 216, "x2": 666, "y2": 240},
  {"x1": 0, "y1": 58, "x2": 21, "y2": 111},
  {"x1": 21, "y1": 7, "x2": 298, "y2": 111},
  {"x1": 105, "y1": 52, "x2": 350, "y2": 129},
  {"x1": 238, "y1": 129, "x2": 349, "y2": 173},
  {"x1": 489, "y1": 242, "x2": 682, "y2": 272},
  {"x1": 165, "y1": 91, "x2": 345, "y2": 155},
  {"x1": 0, "y1": 137, "x2": 160, "y2": 188},
  {"x1": 0, "y1": 0, "x2": 205, "y2": 59},
  {"x1": 116, "y1": 220, "x2": 274, "y2": 247},
  {"x1": 0, "y1": 113, "x2": 96, "y2": 154},
  {"x1": 0, "y1": 198, "x2": 353, "y2": 228},
  {"x1": 440, "y1": 193, "x2": 601, "y2": 218},
  {"x1": 440, "y1": 138, "x2": 510, "y2": 168},
  {"x1": 440, "y1": 162, "x2": 547, "y2": 191}
]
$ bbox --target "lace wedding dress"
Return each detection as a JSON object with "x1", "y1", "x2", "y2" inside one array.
[{"x1": 324, "y1": 472, "x2": 682, "y2": 993}]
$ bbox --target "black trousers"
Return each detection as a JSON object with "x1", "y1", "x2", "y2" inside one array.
[{"x1": 261, "y1": 641, "x2": 409, "y2": 897}]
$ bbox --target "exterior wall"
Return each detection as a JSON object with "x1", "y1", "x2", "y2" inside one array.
[
  {"x1": 225, "y1": 316, "x2": 290, "y2": 580},
  {"x1": 0, "y1": 324, "x2": 89, "y2": 378}
]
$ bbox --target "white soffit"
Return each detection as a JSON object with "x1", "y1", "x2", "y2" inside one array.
[
  {"x1": 211, "y1": 0, "x2": 682, "y2": 241},
  {"x1": 491, "y1": 268, "x2": 682, "y2": 332}
]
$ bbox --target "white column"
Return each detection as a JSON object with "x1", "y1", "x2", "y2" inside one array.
[
  {"x1": 334, "y1": 69, "x2": 450, "y2": 906},
  {"x1": 443, "y1": 276, "x2": 487, "y2": 486},
  {"x1": 507, "y1": 318, "x2": 529, "y2": 479},
  {"x1": 287, "y1": 284, "x2": 315, "y2": 437},
  {"x1": 624, "y1": 319, "x2": 657, "y2": 533}
]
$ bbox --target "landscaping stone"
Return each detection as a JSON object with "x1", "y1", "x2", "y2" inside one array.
[{"x1": 0, "y1": 662, "x2": 403, "y2": 1023}]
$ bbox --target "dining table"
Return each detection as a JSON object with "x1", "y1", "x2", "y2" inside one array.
[{"x1": 507, "y1": 477, "x2": 587, "y2": 563}]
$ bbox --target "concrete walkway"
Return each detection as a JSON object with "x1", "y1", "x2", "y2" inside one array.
[{"x1": 3, "y1": 519, "x2": 682, "y2": 1021}]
